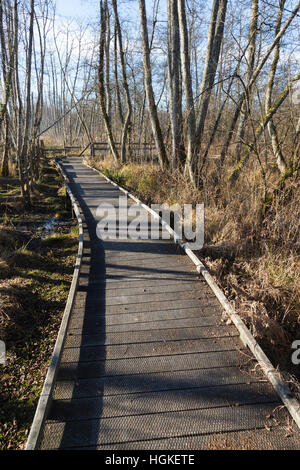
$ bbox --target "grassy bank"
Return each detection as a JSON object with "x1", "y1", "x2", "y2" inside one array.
[
  {"x1": 0, "y1": 157, "x2": 78, "y2": 449},
  {"x1": 86, "y1": 155, "x2": 300, "y2": 390}
]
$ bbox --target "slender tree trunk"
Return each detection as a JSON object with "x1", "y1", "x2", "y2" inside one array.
[
  {"x1": 265, "y1": 0, "x2": 287, "y2": 174},
  {"x1": 167, "y1": 0, "x2": 185, "y2": 169},
  {"x1": 112, "y1": 0, "x2": 132, "y2": 164},
  {"x1": 195, "y1": 0, "x2": 228, "y2": 144},
  {"x1": 104, "y1": 0, "x2": 112, "y2": 124},
  {"x1": 19, "y1": 0, "x2": 35, "y2": 206},
  {"x1": 0, "y1": 0, "x2": 15, "y2": 176},
  {"x1": 233, "y1": 0, "x2": 258, "y2": 163},
  {"x1": 113, "y1": 20, "x2": 124, "y2": 128},
  {"x1": 1, "y1": 113, "x2": 9, "y2": 176},
  {"x1": 12, "y1": 0, "x2": 23, "y2": 178},
  {"x1": 98, "y1": 0, "x2": 119, "y2": 162},
  {"x1": 179, "y1": 0, "x2": 228, "y2": 186},
  {"x1": 0, "y1": 0, "x2": 14, "y2": 126},
  {"x1": 138, "y1": 0, "x2": 169, "y2": 169},
  {"x1": 177, "y1": 0, "x2": 196, "y2": 183}
]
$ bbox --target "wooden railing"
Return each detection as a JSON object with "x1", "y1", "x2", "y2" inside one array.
[
  {"x1": 90, "y1": 141, "x2": 157, "y2": 163},
  {"x1": 44, "y1": 141, "x2": 159, "y2": 163}
]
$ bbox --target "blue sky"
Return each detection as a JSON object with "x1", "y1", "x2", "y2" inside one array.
[
  {"x1": 55, "y1": 0, "x2": 98, "y2": 19},
  {"x1": 55, "y1": 0, "x2": 167, "y2": 22}
]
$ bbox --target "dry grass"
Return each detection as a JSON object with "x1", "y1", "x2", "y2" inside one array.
[{"x1": 88, "y1": 156, "x2": 200, "y2": 207}]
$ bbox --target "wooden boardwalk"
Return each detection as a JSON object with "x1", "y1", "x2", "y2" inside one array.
[{"x1": 39, "y1": 157, "x2": 300, "y2": 450}]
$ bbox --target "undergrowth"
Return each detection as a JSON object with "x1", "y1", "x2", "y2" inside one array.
[{"x1": 0, "y1": 156, "x2": 78, "y2": 449}]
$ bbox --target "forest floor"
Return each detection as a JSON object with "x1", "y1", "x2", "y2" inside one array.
[
  {"x1": 0, "y1": 156, "x2": 78, "y2": 450},
  {"x1": 86, "y1": 155, "x2": 300, "y2": 395}
]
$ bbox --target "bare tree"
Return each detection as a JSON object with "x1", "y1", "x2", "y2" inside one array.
[
  {"x1": 177, "y1": 0, "x2": 196, "y2": 182},
  {"x1": 195, "y1": 0, "x2": 228, "y2": 144},
  {"x1": 112, "y1": 0, "x2": 132, "y2": 163},
  {"x1": 104, "y1": 0, "x2": 112, "y2": 124},
  {"x1": 98, "y1": 0, "x2": 119, "y2": 162},
  {"x1": 265, "y1": 0, "x2": 287, "y2": 174},
  {"x1": 178, "y1": 0, "x2": 228, "y2": 186},
  {"x1": 138, "y1": 0, "x2": 169, "y2": 169},
  {"x1": 18, "y1": 0, "x2": 35, "y2": 206},
  {"x1": 229, "y1": 70, "x2": 300, "y2": 185},
  {"x1": 0, "y1": 0, "x2": 14, "y2": 126},
  {"x1": 113, "y1": 19, "x2": 123, "y2": 128},
  {"x1": 233, "y1": 0, "x2": 258, "y2": 164},
  {"x1": 0, "y1": 0, "x2": 16, "y2": 175},
  {"x1": 217, "y1": 0, "x2": 300, "y2": 180},
  {"x1": 168, "y1": 0, "x2": 185, "y2": 169}
]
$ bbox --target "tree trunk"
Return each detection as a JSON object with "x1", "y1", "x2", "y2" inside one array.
[
  {"x1": 104, "y1": 0, "x2": 112, "y2": 124},
  {"x1": 179, "y1": 0, "x2": 228, "y2": 186},
  {"x1": 0, "y1": 0, "x2": 14, "y2": 126},
  {"x1": 138, "y1": 0, "x2": 169, "y2": 169},
  {"x1": 1, "y1": 114, "x2": 9, "y2": 176},
  {"x1": 167, "y1": 0, "x2": 185, "y2": 169},
  {"x1": 19, "y1": 0, "x2": 35, "y2": 206},
  {"x1": 265, "y1": 0, "x2": 287, "y2": 174},
  {"x1": 112, "y1": 0, "x2": 132, "y2": 164},
  {"x1": 195, "y1": 0, "x2": 228, "y2": 144},
  {"x1": 177, "y1": 0, "x2": 196, "y2": 184},
  {"x1": 113, "y1": 20, "x2": 124, "y2": 128},
  {"x1": 233, "y1": 0, "x2": 258, "y2": 164},
  {"x1": 98, "y1": 0, "x2": 119, "y2": 163}
]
